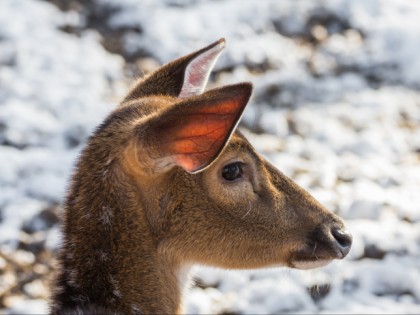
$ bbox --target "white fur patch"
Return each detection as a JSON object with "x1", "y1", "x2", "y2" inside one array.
[
  {"x1": 67, "y1": 269, "x2": 79, "y2": 288},
  {"x1": 132, "y1": 304, "x2": 141, "y2": 314},
  {"x1": 98, "y1": 250, "x2": 108, "y2": 262},
  {"x1": 109, "y1": 275, "x2": 123, "y2": 299},
  {"x1": 113, "y1": 289, "x2": 122, "y2": 298},
  {"x1": 100, "y1": 206, "x2": 114, "y2": 226}
]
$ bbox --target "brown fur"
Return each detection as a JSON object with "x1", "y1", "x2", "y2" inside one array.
[{"x1": 50, "y1": 40, "x2": 351, "y2": 314}]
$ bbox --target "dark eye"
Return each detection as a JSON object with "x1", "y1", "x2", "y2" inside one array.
[{"x1": 221, "y1": 162, "x2": 243, "y2": 181}]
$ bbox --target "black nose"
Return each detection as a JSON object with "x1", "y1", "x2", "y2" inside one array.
[{"x1": 331, "y1": 226, "x2": 352, "y2": 257}]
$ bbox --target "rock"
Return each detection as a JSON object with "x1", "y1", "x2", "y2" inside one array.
[
  {"x1": 9, "y1": 250, "x2": 35, "y2": 268},
  {"x1": 23, "y1": 279, "x2": 49, "y2": 299}
]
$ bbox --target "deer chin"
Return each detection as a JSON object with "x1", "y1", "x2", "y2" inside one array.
[
  {"x1": 290, "y1": 258, "x2": 332, "y2": 270},
  {"x1": 288, "y1": 246, "x2": 338, "y2": 270}
]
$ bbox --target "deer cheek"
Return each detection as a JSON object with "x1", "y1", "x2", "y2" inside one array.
[{"x1": 203, "y1": 172, "x2": 255, "y2": 211}]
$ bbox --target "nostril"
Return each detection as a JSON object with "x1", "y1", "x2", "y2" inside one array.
[{"x1": 331, "y1": 227, "x2": 352, "y2": 255}]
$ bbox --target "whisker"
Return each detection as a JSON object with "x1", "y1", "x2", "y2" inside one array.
[
  {"x1": 242, "y1": 201, "x2": 252, "y2": 219},
  {"x1": 311, "y1": 242, "x2": 319, "y2": 260}
]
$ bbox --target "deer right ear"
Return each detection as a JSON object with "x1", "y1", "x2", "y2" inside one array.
[
  {"x1": 138, "y1": 83, "x2": 252, "y2": 173},
  {"x1": 123, "y1": 39, "x2": 225, "y2": 102}
]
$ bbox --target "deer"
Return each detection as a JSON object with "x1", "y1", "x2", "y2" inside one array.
[{"x1": 49, "y1": 38, "x2": 352, "y2": 314}]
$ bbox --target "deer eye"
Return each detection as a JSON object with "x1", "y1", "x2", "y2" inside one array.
[{"x1": 221, "y1": 162, "x2": 243, "y2": 181}]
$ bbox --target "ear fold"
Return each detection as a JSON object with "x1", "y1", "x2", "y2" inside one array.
[
  {"x1": 140, "y1": 83, "x2": 252, "y2": 173},
  {"x1": 123, "y1": 39, "x2": 225, "y2": 102}
]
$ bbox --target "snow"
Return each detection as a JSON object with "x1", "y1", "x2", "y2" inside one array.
[
  {"x1": 1, "y1": 0, "x2": 420, "y2": 313},
  {"x1": 0, "y1": 0, "x2": 124, "y2": 239},
  {"x1": 7, "y1": 299, "x2": 48, "y2": 315}
]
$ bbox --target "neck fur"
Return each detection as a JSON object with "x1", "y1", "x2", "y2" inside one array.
[{"x1": 51, "y1": 139, "x2": 191, "y2": 314}]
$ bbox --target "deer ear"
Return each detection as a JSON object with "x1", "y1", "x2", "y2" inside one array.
[
  {"x1": 178, "y1": 39, "x2": 225, "y2": 98},
  {"x1": 140, "y1": 83, "x2": 252, "y2": 173},
  {"x1": 123, "y1": 39, "x2": 225, "y2": 102}
]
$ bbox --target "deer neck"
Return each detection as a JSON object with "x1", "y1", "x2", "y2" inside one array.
[{"x1": 54, "y1": 139, "x2": 191, "y2": 314}]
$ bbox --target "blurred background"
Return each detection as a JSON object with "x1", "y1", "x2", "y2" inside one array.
[{"x1": 1, "y1": 0, "x2": 420, "y2": 313}]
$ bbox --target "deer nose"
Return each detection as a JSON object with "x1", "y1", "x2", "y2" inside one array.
[{"x1": 330, "y1": 226, "x2": 352, "y2": 258}]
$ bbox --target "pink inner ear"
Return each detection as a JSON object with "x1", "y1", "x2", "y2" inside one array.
[
  {"x1": 146, "y1": 82, "x2": 252, "y2": 174},
  {"x1": 169, "y1": 118, "x2": 230, "y2": 173},
  {"x1": 179, "y1": 41, "x2": 225, "y2": 98},
  {"x1": 163, "y1": 98, "x2": 242, "y2": 173}
]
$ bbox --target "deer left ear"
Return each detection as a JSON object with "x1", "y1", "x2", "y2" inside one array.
[
  {"x1": 178, "y1": 39, "x2": 225, "y2": 98},
  {"x1": 123, "y1": 39, "x2": 226, "y2": 102}
]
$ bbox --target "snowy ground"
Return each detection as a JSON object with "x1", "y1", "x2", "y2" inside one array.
[{"x1": 1, "y1": 0, "x2": 420, "y2": 313}]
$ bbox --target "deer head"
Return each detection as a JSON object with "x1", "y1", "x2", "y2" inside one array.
[{"x1": 51, "y1": 38, "x2": 352, "y2": 315}]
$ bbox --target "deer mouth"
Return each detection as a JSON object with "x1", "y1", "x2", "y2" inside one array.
[{"x1": 289, "y1": 225, "x2": 352, "y2": 270}]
